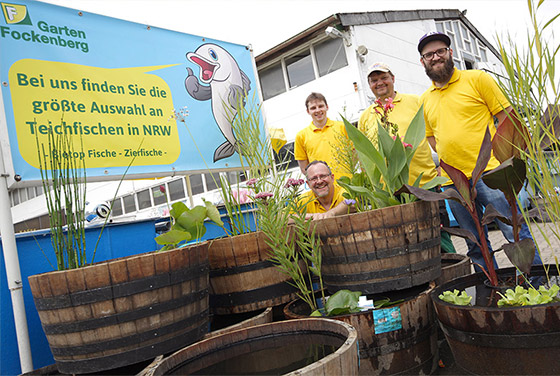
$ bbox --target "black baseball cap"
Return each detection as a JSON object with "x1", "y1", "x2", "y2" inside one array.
[{"x1": 417, "y1": 31, "x2": 451, "y2": 53}]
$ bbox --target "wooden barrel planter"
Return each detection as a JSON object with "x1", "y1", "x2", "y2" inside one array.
[
  {"x1": 284, "y1": 283, "x2": 438, "y2": 375},
  {"x1": 208, "y1": 231, "x2": 303, "y2": 314},
  {"x1": 204, "y1": 307, "x2": 273, "y2": 339},
  {"x1": 315, "y1": 200, "x2": 441, "y2": 294},
  {"x1": 436, "y1": 253, "x2": 472, "y2": 286},
  {"x1": 432, "y1": 265, "x2": 560, "y2": 375},
  {"x1": 146, "y1": 318, "x2": 358, "y2": 376},
  {"x1": 27, "y1": 242, "x2": 209, "y2": 375}
]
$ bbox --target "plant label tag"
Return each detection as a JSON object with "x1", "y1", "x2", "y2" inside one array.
[{"x1": 372, "y1": 306, "x2": 402, "y2": 334}]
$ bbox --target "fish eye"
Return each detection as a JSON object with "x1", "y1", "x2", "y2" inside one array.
[{"x1": 209, "y1": 49, "x2": 218, "y2": 60}]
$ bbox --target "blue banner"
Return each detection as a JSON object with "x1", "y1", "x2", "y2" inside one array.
[{"x1": 0, "y1": 0, "x2": 261, "y2": 184}]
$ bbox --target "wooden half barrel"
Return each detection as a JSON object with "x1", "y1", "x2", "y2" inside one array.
[
  {"x1": 436, "y1": 253, "x2": 472, "y2": 286},
  {"x1": 147, "y1": 318, "x2": 359, "y2": 376},
  {"x1": 208, "y1": 231, "x2": 303, "y2": 314},
  {"x1": 204, "y1": 307, "x2": 273, "y2": 339},
  {"x1": 27, "y1": 242, "x2": 209, "y2": 375},
  {"x1": 284, "y1": 283, "x2": 438, "y2": 375},
  {"x1": 432, "y1": 265, "x2": 560, "y2": 375},
  {"x1": 315, "y1": 200, "x2": 441, "y2": 294}
]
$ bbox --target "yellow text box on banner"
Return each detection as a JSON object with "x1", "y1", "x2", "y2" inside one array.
[{"x1": 9, "y1": 58, "x2": 180, "y2": 168}]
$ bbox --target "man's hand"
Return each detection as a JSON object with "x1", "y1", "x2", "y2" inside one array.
[{"x1": 306, "y1": 212, "x2": 336, "y2": 221}]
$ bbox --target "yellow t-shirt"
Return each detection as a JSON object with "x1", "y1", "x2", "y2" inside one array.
[
  {"x1": 421, "y1": 68, "x2": 507, "y2": 181},
  {"x1": 358, "y1": 92, "x2": 438, "y2": 186},
  {"x1": 294, "y1": 118, "x2": 351, "y2": 180},
  {"x1": 298, "y1": 184, "x2": 346, "y2": 214}
]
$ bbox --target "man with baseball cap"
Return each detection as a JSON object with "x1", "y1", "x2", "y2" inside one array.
[
  {"x1": 417, "y1": 31, "x2": 542, "y2": 270},
  {"x1": 358, "y1": 62, "x2": 456, "y2": 253}
]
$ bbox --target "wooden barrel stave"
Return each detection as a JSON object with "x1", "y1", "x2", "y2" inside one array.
[
  {"x1": 28, "y1": 242, "x2": 209, "y2": 374},
  {"x1": 317, "y1": 201, "x2": 441, "y2": 295}
]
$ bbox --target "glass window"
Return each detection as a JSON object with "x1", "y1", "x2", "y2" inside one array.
[
  {"x1": 260, "y1": 63, "x2": 286, "y2": 100},
  {"x1": 152, "y1": 185, "x2": 167, "y2": 206},
  {"x1": 110, "y1": 198, "x2": 123, "y2": 216},
  {"x1": 36, "y1": 186, "x2": 43, "y2": 196},
  {"x1": 315, "y1": 38, "x2": 348, "y2": 77},
  {"x1": 286, "y1": 49, "x2": 314, "y2": 88},
  {"x1": 189, "y1": 174, "x2": 204, "y2": 195},
  {"x1": 137, "y1": 189, "x2": 151, "y2": 209},
  {"x1": 12, "y1": 190, "x2": 19, "y2": 206},
  {"x1": 435, "y1": 22, "x2": 444, "y2": 33},
  {"x1": 479, "y1": 45, "x2": 488, "y2": 61},
  {"x1": 205, "y1": 173, "x2": 221, "y2": 191},
  {"x1": 27, "y1": 187, "x2": 36, "y2": 199},
  {"x1": 168, "y1": 178, "x2": 185, "y2": 201},
  {"x1": 123, "y1": 194, "x2": 136, "y2": 214},
  {"x1": 452, "y1": 23, "x2": 463, "y2": 49},
  {"x1": 19, "y1": 188, "x2": 27, "y2": 202}
]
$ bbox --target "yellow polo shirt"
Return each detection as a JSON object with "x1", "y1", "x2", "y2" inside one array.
[
  {"x1": 298, "y1": 184, "x2": 346, "y2": 214},
  {"x1": 358, "y1": 92, "x2": 438, "y2": 186},
  {"x1": 294, "y1": 118, "x2": 351, "y2": 180},
  {"x1": 421, "y1": 68, "x2": 507, "y2": 181}
]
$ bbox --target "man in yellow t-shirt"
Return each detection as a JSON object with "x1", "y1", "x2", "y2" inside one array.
[
  {"x1": 294, "y1": 93, "x2": 351, "y2": 181},
  {"x1": 298, "y1": 160, "x2": 348, "y2": 220},
  {"x1": 358, "y1": 62, "x2": 438, "y2": 186},
  {"x1": 418, "y1": 31, "x2": 541, "y2": 269}
]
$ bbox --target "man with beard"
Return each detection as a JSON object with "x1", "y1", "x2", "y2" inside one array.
[
  {"x1": 295, "y1": 93, "x2": 351, "y2": 181},
  {"x1": 418, "y1": 31, "x2": 541, "y2": 270},
  {"x1": 298, "y1": 160, "x2": 349, "y2": 220},
  {"x1": 358, "y1": 62, "x2": 455, "y2": 253}
]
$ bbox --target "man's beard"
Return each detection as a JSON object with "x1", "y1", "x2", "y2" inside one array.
[{"x1": 424, "y1": 56, "x2": 455, "y2": 83}]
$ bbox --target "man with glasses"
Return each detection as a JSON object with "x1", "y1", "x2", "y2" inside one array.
[
  {"x1": 418, "y1": 31, "x2": 541, "y2": 270},
  {"x1": 295, "y1": 93, "x2": 351, "y2": 181},
  {"x1": 298, "y1": 160, "x2": 349, "y2": 220},
  {"x1": 359, "y1": 62, "x2": 455, "y2": 253}
]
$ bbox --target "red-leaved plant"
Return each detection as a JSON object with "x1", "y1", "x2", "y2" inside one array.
[{"x1": 397, "y1": 109, "x2": 537, "y2": 286}]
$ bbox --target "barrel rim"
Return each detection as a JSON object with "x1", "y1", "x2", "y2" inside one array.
[{"x1": 151, "y1": 318, "x2": 358, "y2": 376}]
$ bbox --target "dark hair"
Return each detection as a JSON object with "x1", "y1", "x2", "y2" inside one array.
[
  {"x1": 305, "y1": 160, "x2": 332, "y2": 176},
  {"x1": 305, "y1": 92, "x2": 328, "y2": 109}
]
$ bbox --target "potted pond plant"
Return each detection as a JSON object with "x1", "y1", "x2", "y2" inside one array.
[
  {"x1": 399, "y1": 2, "x2": 560, "y2": 373},
  {"x1": 314, "y1": 100, "x2": 447, "y2": 295},
  {"x1": 27, "y1": 128, "x2": 215, "y2": 374}
]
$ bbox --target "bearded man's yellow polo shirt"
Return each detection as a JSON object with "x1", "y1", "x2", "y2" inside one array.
[{"x1": 421, "y1": 68, "x2": 508, "y2": 181}]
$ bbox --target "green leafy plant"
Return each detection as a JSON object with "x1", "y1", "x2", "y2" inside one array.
[
  {"x1": 497, "y1": 284, "x2": 560, "y2": 307},
  {"x1": 155, "y1": 199, "x2": 224, "y2": 251},
  {"x1": 311, "y1": 290, "x2": 361, "y2": 317},
  {"x1": 342, "y1": 105, "x2": 447, "y2": 210},
  {"x1": 373, "y1": 297, "x2": 405, "y2": 309},
  {"x1": 439, "y1": 289, "x2": 473, "y2": 306}
]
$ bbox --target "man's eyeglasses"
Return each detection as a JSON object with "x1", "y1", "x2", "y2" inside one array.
[
  {"x1": 421, "y1": 47, "x2": 450, "y2": 60},
  {"x1": 307, "y1": 173, "x2": 331, "y2": 183}
]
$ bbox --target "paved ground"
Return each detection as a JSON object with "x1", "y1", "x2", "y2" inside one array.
[
  {"x1": 450, "y1": 220, "x2": 560, "y2": 267},
  {"x1": 435, "y1": 220, "x2": 560, "y2": 375}
]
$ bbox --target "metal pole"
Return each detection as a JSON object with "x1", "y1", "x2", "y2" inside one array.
[{"x1": 0, "y1": 147, "x2": 33, "y2": 373}]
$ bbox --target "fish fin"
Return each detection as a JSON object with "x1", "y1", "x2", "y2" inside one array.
[
  {"x1": 241, "y1": 70, "x2": 251, "y2": 93},
  {"x1": 185, "y1": 67, "x2": 212, "y2": 101},
  {"x1": 227, "y1": 85, "x2": 247, "y2": 109},
  {"x1": 213, "y1": 141, "x2": 236, "y2": 162}
]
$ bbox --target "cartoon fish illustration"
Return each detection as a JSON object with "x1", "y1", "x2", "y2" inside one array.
[{"x1": 185, "y1": 43, "x2": 251, "y2": 162}]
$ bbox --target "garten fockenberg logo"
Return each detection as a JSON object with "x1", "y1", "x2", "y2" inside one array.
[{"x1": 1, "y1": 2, "x2": 32, "y2": 25}]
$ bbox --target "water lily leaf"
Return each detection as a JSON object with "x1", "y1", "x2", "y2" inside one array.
[
  {"x1": 502, "y1": 238, "x2": 535, "y2": 275},
  {"x1": 325, "y1": 289, "x2": 361, "y2": 316},
  {"x1": 471, "y1": 126, "x2": 492, "y2": 186},
  {"x1": 482, "y1": 157, "x2": 526, "y2": 197},
  {"x1": 203, "y1": 198, "x2": 224, "y2": 226},
  {"x1": 155, "y1": 229, "x2": 192, "y2": 245},
  {"x1": 169, "y1": 201, "x2": 188, "y2": 220},
  {"x1": 176, "y1": 206, "x2": 207, "y2": 235},
  {"x1": 492, "y1": 108, "x2": 529, "y2": 162}
]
